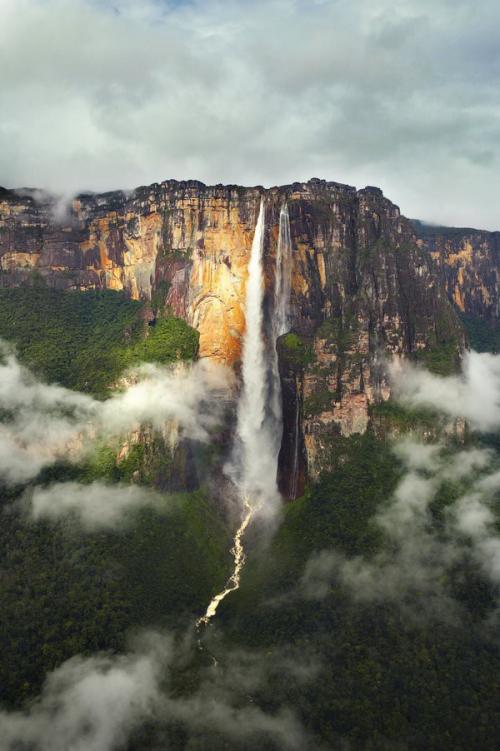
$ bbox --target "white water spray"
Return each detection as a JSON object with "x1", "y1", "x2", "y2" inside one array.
[{"x1": 236, "y1": 199, "x2": 279, "y2": 506}]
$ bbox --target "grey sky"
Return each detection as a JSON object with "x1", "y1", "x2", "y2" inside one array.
[{"x1": 1, "y1": 0, "x2": 499, "y2": 228}]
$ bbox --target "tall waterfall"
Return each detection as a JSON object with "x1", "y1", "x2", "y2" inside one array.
[
  {"x1": 235, "y1": 199, "x2": 279, "y2": 508},
  {"x1": 273, "y1": 202, "x2": 292, "y2": 339},
  {"x1": 197, "y1": 198, "x2": 279, "y2": 629}
]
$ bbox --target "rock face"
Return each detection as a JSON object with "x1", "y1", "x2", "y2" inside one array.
[
  {"x1": 0, "y1": 179, "x2": 474, "y2": 493},
  {"x1": 414, "y1": 221, "x2": 500, "y2": 323},
  {"x1": 0, "y1": 183, "x2": 260, "y2": 365},
  {"x1": 272, "y1": 184, "x2": 463, "y2": 492}
]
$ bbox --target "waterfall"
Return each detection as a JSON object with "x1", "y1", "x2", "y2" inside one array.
[
  {"x1": 196, "y1": 199, "x2": 295, "y2": 630},
  {"x1": 197, "y1": 198, "x2": 279, "y2": 629},
  {"x1": 235, "y1": 199, "x2": 279, "y2": 508},
  {"x1": 273, "y1": 202, "x2": 292, "y2": 339}
]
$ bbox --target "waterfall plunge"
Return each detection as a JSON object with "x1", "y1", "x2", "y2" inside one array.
[{"x1": 235, "y1": 198, "x2": 280, "y2": 514}]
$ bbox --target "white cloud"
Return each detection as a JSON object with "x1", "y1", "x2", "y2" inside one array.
[
  {"x1": 301, "y1": 352, "x2": 500, "y2": 618},
  {"x1": 451, "y1": 486, "x2": 500, "y2": 586},
  {"x1": 0, "y1": 633, "x2": 168, "y2": 751},
  {"x1": 26, "y1": 481, "x2": 166, "y2": 529},
  {"x1": 0, "y1": 343, "x2": 231, "y2": 485},
  {"x1": 0, "y1": 630, "x2": 311, "y2": 751},
  {"x1": 392, "y1": 351, "x2": 500, "y2": 432},
  {"x1": 99, "y1": 361, "x2": 230, "y2": 440},
  {"x1": 1, "y1": 0, "x2": 500, "y2": 227},
  {"x1": 301, "y1": 439, "x2": 500, "y2": 621}
]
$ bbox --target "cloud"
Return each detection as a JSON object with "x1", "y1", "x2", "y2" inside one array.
[
  {"x1": 0, "y1": 346, "x2": 95, "y2": 484},
  {"x1": 391, "y1": 351, "x2": 500, "y2": 431},
  {"x1": 1, "y1": 0, "x2": 500, "y2": 227},
  {"x1": 99, "y1": 360, "x2": 230, "y2": 440},
  {"x1": 0, "y1": 631, "x2": 312, "y2": 751},
  {"x1": 301, "y1": 439, "x2": 500, "y2": 622},
  {"x1": 0, "y1": 342, "x2": 231, "y2": 485},
  {"x1": 450, "y1": 483, "x2": 500, "y2": 587},
  {"x1": 0, "y1": 632, "x2": 168, "y2": 751},
  {"x1": 25, "y1": 481, "x2": 166, "y2": 529}
]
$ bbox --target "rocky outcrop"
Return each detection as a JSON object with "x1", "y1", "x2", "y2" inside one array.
[
  {"x1": 0, "y1": 179, "x2": 466, "y2": 491},
  {"x1": 414, "y1": 220, "x2": 500, "y2": 323}
]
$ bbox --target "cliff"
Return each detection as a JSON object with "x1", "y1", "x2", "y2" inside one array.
[
  {"x1": 0, "y1": 182, "x2": 259, "y2": 365},
  {"x1": 0, "y1": 179, "x2": 474, "y2": 495},
  {"x1": 414, "y1": 220, "x2": 500, "y2": 324}
]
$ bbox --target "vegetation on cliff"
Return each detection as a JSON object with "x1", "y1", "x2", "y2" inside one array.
[
  {"x1": 133, "y1": 317, "x2": 199, "y2": 365},
  {"x1": 279, "y1": 332, "x2": 314, "y2": 369},
  {"x1": 461, "y1": 312, "x2": 500, "y2": 353},
  {"x1": 0, "y1": 286, "x2": 199, "y2": 396},
  {"x1": 369, "y1": 400, "x2": 440, "y2": 433}
]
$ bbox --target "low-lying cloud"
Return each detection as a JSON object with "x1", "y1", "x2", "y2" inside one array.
[
  {"x1": 25, "y1": 481, "x2": 166, "y2": 529},
  {"x1": 391, "y1": 350, "x2": 500, "y2": 432},
  {"x1": 0, "y1": 635, "x2": 166, "y2": 751},
  {"x1": 0, "y1": 342, "x2": 231, "y2": 485},
  {"x1": 0, "y1": 631, "x2": 313, "y2": 751},
  {"x1": 300, "y1": 352, "x2": 500, "y2": 619},
  {"x1": 302, "y1": 438, "x2": 500, "y2": 623}
]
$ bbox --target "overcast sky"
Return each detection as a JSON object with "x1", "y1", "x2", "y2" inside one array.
[{"x1": 1, "y1": 0, "x2": 499, "y2": 228}]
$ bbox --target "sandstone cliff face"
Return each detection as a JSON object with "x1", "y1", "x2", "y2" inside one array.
[
  {"x1": 271, "y1": 184, "x2": 463, "y2": 492},
  {"x1": 0, "y1": 183, "x2": 260, "y2": 365},
  {"x1": 0, "y1": 180, "x2": 466, "y2": 494},
  {"x1": 414, "y1": 221, "x2": 500, "y2": 323}
]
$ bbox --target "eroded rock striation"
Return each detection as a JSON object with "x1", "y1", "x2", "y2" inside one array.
[
  {"x1": 414, "y1": 220, "x2": 500, "y2": 324},
  {"x1": 2, "y1": 178, "x2": 491, "y2": 494}
]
